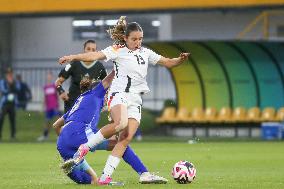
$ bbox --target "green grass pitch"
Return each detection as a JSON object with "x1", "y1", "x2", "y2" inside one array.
[
  {"x1": 0, "y1": 111, "x2": 284, "y2": 188},
  {"x1": 0, "y1": 141, "x2": 284, "y2": 189}
]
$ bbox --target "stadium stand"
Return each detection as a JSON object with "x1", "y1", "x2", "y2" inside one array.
[
  {"x1": 155, "y1": 107, "x2": 176, "y2": 124},
  {"x1": 213, "y1": 107, "x2": 232, "y2": 123},
  {"x1": 155, "y1": 106, "x2": 284, "y2": 138},
  {"x1": 203, "y1": 107, "x2": 217, "y2": 123},
  {"x1": 169, "y1": 107, "x2": 190, "y2": 123},
  {"x1": 275, "y1": 107, "x2": 284, "y2": 122},
  {"x1": 229, "y1": 107, "x2": 247, "y2": 123},
  {"x1": 246, "y1": 107, "x2": 261, "y2": 123},
  {"x1": 261, "y1": 107, "x2": 276, "y2": 122},
  {"x1": 187, "y1": 107, "x2": 204, "y2": 123}
]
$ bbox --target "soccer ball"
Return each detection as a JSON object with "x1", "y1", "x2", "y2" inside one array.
[{"x1": 172, "y1": 160, "x2": 196, "y2": 184}]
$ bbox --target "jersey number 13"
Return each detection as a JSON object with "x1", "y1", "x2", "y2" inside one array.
[{"x1": 134, "y1": 55, "x2": 145, "y2": 65}]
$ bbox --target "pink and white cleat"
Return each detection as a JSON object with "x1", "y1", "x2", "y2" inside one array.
[
  {"x1": 98, "y1": 176, "x2": 124, "y2": 186},
  {"x1": 73, "y1": 144, "x2": 90, "y2": 164},
  {"x1": 98, "y1": 176, "x2": 112, "y2": 185}
]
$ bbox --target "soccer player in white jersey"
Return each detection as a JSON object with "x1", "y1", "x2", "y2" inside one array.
[{"x1": 59, "y1": 16, "x2": 190, "y2": 185}]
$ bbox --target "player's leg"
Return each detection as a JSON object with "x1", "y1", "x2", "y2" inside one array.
[
  {"x1": 134, "y1": 127, "x2": 143, "y2": 141},
  {"x1": 66, "y1": 159, "x2": 123, "y2": 185},
  {"x1": 57, "y1": 122, "x2": 89, "y2": 170},
  {"x1": 0, "y1": 106, "x2": 7, "y2": 140},
  {"x1": 98, "y1": 103, "x2": 128, "y2": 138},
  {"x1": 122, "y1": 146, "x2": 148, "y2": 174},
  {"x1": 37, "y1": 110, "x2": 52, "y2": 141},
  {"x1": 96, "y1": 130, "x2": 167, "y2": 184},
  {"x1": 67, "y1": 160, "x2": 96, "y2": 184},
  {"x1": 99, "y1": 92, "x2": 167, "y2": 184},
  {"x1": 91, "y1": 135, "x2": 148, "y2": 176},
  {"x1": 8, "y1": 105, "x2": 16, "y2": 139},
  {"x1": 99, "y1": 118, "x2": 139, "y2": 184},
  {"x1": 98, "y1": 93, "x2": 142, "y2": 184},
  {"x1": 75, "y1": 93, "x2": 128, "y2": 161}
]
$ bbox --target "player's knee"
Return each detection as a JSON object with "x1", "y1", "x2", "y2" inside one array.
[
  {"x1": 121, "y1": 135, "x2": 133, "y2": 146},
  {"x1": 114, "y1": 117, "x2": 128, "y2": 132},
  {"x1": 118, "y1": 132, "x2": 134, "y2": 145}
]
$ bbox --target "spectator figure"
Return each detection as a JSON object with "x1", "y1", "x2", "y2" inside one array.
[
  {"x1": 0, "y1": 68, "x2": 18, "y2": 140},
  {"x1": 15, "y1": 74, "x2": 32, "y2": 110},
  {"x1": 37, "y1": 71, "x2": 61, "y2": 142}
]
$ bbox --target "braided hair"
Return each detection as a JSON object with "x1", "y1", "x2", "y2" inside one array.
[{"x1": 79, "y1": 76, "x2": 92, "y2": 93}]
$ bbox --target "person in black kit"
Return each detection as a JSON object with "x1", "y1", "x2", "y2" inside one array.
[
  {"x1": 0, "y1": 68, "x2": 18, "y2": 140},
  {"x1": 55, "y1": 40, "x2": 107, "y2": 112},
  {"x1": 15, "y1": 74, "x2": 32, "y2": 110}
]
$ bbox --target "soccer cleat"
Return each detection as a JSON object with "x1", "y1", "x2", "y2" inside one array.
[
  {"x1": 98, "y1": 176, "x2": 112, "y2": 185},
  {"x1": 60, "y1": 159, "x2": 76, "y2": 174},
  {"x1": 73, "y1": 144, "x2": 90, "y2": 164},
  {"x1": 37, "y1": 135, "x2": 48, "y2": 142},
  {"x1": 139, "y1": 172, "x2": 168, "y2": 184}
]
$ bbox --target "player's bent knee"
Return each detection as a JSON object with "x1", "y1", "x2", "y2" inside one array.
[
  {"x1": 114, "y1": 117, "x2": 128, "y2": 132},
  {"x1": 122, "y1": 135, "x2": 132, "y2": 146}
]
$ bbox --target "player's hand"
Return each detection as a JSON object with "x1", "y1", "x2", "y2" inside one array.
[
  {"x1": 179, "y1": 53, "x2": 190, "y2": 61},
  {"x1": 59, "y1": 92, "x2": 69, "y2": 101},
  {"x1": 59, "y1": 55, "x2": 73, "y2": 65}
]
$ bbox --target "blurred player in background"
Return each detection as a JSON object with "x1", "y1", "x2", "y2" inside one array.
[
  {"x1": 59, "y1": 16, "x2": 189, "y2": 184},
  {"x1": 15, "y1": 74, "x2": 32, "y2": 110},
  {"x1": 55, "y1": 40, "x2": 107, "y2": 113},
  {"x1": 54, "y1": 70, "x2": 166, "y2": 184},
  {"x1": 37, "y1": 71, "x2": 61, "y2": 142},
  {"x1": 0, "y1": 68, "x2": 18, "y2": 140}
]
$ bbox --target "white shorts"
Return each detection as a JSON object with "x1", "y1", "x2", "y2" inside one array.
[{"x1": 107, "y1": 92, "x2": 142, "y2": 123}]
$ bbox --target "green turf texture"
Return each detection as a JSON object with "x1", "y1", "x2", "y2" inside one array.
[
  {"x1": 0, "y1": 141, "x2": 283, "y2": 189},
  {"x1": 0, "y1": 111, "x2": 284, "y2": 188}
]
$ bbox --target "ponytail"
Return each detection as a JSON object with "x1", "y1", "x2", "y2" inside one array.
[{"x1": 107, "y1": 16, "x2": 127, "y2": 45}]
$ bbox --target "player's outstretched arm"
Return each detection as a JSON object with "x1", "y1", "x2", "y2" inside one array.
[
  {"x1": 157, "y1": 52, "x2": 190, "y2": 68},
  {"x1": 58, "y1": 51, "x2": 106, "y2": 65},
  {"x1": 102, "y1": 70, "x2": 115, "y2": 89},
  {"x1": 53, "y1": 117, "x2": 65, "y2": 135},
  {"x1": 86, "y1": 167, "x2": 99, "y2": 185}
]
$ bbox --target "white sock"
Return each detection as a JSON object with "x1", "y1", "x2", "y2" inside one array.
[
  {"x1": 86, "y1": 130, "x2": 105, "y2": 148},
  {"x1": 101, "y1": 155, "x2": 121, "y2": 180}
]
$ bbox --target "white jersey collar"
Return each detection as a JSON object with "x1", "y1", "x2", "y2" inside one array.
[{"x1": 80, "y1": 61, "x2": 97, "y2": 69}]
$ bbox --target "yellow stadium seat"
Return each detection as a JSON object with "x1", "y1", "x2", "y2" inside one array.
[
  {"x1": 203, "y1": 107, "x2": 217, "y2": 123},
  {"x1": 261, "y1": 107, "x2": 276, "y2": 122},
  {"x1": 246, "y1": 107, "x2": 261, "y2": 122},
  {"x1": 214, "y1": 107, "x2": 232, "y2": 123},
  {"x1": 230, "y1": 107, "x2": 247, "y2": 123},
  {"x1": 169, "y1": 107, "x2": 190, "y2": 123},
  {"x1": 187, "y1": 107, "x2": 204, "y2": 123},
  {"x1": 156, "y1": 107, "x2": 176, "y2": 124},
  {"x1": 275, "y1": 107, "x2": 284, "y2": 122}
]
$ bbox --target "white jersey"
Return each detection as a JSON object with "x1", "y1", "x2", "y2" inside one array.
[{"x1": 101, "y1": 45, "x2": 161, "y2": 94}]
